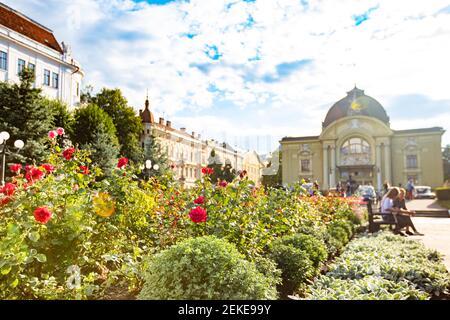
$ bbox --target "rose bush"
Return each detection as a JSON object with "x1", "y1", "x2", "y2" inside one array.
[{"x1": 0, "y1": 128, "x2": 365, "y2": 299}]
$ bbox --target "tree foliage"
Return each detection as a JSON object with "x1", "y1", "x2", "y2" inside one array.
[
  {"x1": 93, "y1": 88, "x2": 143, "y2": 162},
  {"x1": 72, "y1": 104, "x2": 119, "y2": 174},
  {"x1": 0, "y1": 68, "x2": 54, "y2": 164}
]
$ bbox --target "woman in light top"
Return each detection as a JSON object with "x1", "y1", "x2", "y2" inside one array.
[{"x1": 380, "y1": 187, "x2": 405, "y2": 236}]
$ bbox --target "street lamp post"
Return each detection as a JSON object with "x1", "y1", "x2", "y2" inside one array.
[
  {"x1": 177, "y1": 152, "x2": 186, "y2": 187},
  {"x1": 142, "y1": 159, "x2": 160, "y2": 181},
  {"x1": 0, "y1": 131, "x2": 25, "y2": 186}
]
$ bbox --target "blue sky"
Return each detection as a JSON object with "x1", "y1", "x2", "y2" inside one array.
[{"x1": 4, "y1": 0, "x2": 450, "y2": 153}]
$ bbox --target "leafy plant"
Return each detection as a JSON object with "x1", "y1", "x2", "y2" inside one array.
[{"x1": 138, "y1": 236, "x2": 278, "y2": 300}]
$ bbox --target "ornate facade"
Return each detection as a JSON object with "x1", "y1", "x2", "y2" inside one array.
[{"x1": 281, "y1": 87, "x2": 445, "y2": 190}]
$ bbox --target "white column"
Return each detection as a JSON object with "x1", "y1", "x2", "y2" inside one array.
[
  {"x1": 330, "y1": 146, "x2": 336, "y2": 188},
  {"x1": 322, "y1": 145, "x2": 329, "y2": 190},
  {"x1": 384, "y1": 143, "x2": 392, "y2": 184},
  {"x1": 376, "y1": 144, "x2": 382, "y2": 193}
]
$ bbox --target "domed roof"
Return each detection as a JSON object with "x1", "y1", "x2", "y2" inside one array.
[
  {"x1": 322, "y1": 87, "x2": 390, "y2": 128},
  {"x1": 140, "y1": 98, "x2": 154, "y2": 124}
]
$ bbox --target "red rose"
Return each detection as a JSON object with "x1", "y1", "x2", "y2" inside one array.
[
  {"x1": 117, "y1": 157, "x2": 128, "y2": 169},
  {"x1": 201, "y1": 167, "x2": 214, "y2": 175},
  {"x1": 189, "y1": 206, "x2": 207, "y2": 223},
  {"x1": 80, "y1": 166, "x2": 90, "y2": 175},
  {"x1": 1, "y1": 183, "x2": 16, "y2": 196},
  {"x1": 240, "y1": 170, "x2": 247, "y2": 179},
  {"x1": 41, "y1": 163, "x2": 55, "y2": 174},
  {"x1": 25, "y1": 168, "x2": 44, "y2": 182},
  {"x1": 9, "y1": 164, "x2": 22, "y2": 173},
  {"x1": 33, "y1": 206, "x2": 52, "y2": 224},
  {"x1": 219, "y1": 180, "x2": 228, "y2": 188},
  {"x1": 194, "y1": 196, "x2": 205, "y2": 205},
  {"x1": 63, "y1": 148, "x2": 75, "y2": 160},
  {"x1": 25, "y1": 165, "x2": 33, "y2": 172}
]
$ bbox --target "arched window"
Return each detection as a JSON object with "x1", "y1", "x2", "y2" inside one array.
[{"x1": 340, "y1": 138, "x2": 371, "y2": 165}]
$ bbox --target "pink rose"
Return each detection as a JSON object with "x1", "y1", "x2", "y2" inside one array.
[
  {"x1": 48, "y1": 131, "x2": 57, "y2": 139},
  {"x1": 56, "y1": 127, "x2": 65, "y2": 136}
]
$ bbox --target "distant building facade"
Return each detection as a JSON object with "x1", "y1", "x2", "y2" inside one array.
[
  {"x1": 281, "y1": 87, "x2": 445, "y2": 190},
  {"x1": 139, "y1": 97, "x2": 254, "y2": 187},
  {"x1": 0, "y1": 3, "x2": 83, "y2": 108},
  {"x1": 243, "y1": 151, "x2": 264, "y2": 186}
]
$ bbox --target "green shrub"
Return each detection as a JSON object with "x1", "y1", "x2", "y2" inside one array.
[
  {"x1": 274, "y1": 234, "x2": 328, "y2": 269},
  {"x1": 297, "y1": 224, "x2": 339, "y2": 257},
  {"x1": 436, "y1": 187, "x2": 450, "y2": 200},
  {"x1": 327, "y1": 223, "x2": 350, "y2": 249},
  {"x1": 269, "y1": 244, "x2": 313, "y2": 295},
  {"x1": 269, "y1": 238, "x2": 315, "y2": 295},
  {"x1": 138, "y1": 236, "x2": 278, "y2": 300},
  {"x1": 253, "y1": 256, "x2": 282, "y2": 289}
]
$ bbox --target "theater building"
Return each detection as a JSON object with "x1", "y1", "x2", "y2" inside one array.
[{"x1": 280, "y1": 87, "x2": 445, "y2": 191}]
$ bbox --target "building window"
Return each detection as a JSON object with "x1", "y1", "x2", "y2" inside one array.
[
  {"x1": 44, "y1": 69, "x2": 50, "y2": 86},
  {"x1": 17, "y1": 59, "x2": 26, "y2": 75},
  {"x1": 52, "y1": 72, "x2": 59, "y2": 89},
  {"x1": 147, "y1": 129, "x2": 150, "y2": 134},
  {"x1": 76, "y1": 82, "x2": 80, "y2": 96},
  {"x1": 28, "y1": 62, "x2": 35, "y2": 73},
  {"x1": 340, "y1": 138, "x2": 371, "y2": 165},
  {"x1": 0, "y1": 51, "x2": 7, "y2": 70},
  {"x1": 301, "y1": 159, "x2": 311, "y2": 172},
  {"x1": 406, "y1": 155, "x2": 418, "y2": 169}
]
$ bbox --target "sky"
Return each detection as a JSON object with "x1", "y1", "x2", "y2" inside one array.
[{"x1": 4, "y1": 0, "x2": 450, "y2": 154}]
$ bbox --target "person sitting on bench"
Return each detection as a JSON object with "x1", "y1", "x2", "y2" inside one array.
[
  {"x1": 380, "y1": 187, "x2": 400, "y2": 227},
  {"x1": 393, "y1": 188, "x2": 424, "y2": 236}
]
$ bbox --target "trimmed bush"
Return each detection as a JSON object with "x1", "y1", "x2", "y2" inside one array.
[
  {"x1": 327, "y1": 220, "x2": 354, "y2": 249},
  {"x1": 297, "y1": 224, "x2": 340, "y2": 257},
  {"x1": 268, "y1": 243, "x2": 314, "y2": 295},
  {"x1": 267, "y1": 233, "x2": 328, "y2": 295},
  {"x1": 253, "y1": 256, "x2": 283, "y2": 289},
  {"x1": 274, "y1": 234, "x2": 328, "y2": 269},
  {"x1": 138, "y1": 236, "x2": 278, "y2": 300},
  {"x1": 436, "y1": 187, "x2": 450, "y2": 200}
]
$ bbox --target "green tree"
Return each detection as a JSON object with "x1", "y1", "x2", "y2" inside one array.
[
  {"x1": 93, "y1": 88, "x2": 143, "y2": 163},
  {"x1": 0, "y1": 67, "x2": 54, "y2": 164},
  {"x1": 45, "y1": 99, "x2": 74, "y2": 138},
  {"x1": 85, "y1": 126, "x2": 120, "y2": 176},
  {"x1": 72, "y1": 104, "x2": 119, "y2": 174},
  {"x1": 444, "y1": 144, "x2": 450, "y2": 182}
]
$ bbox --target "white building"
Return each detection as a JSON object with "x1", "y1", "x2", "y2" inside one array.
[
  {"x1": 139, "y1": 97, "x2": 250, "y2": 187},
  {"x1": 0, "y1": 3, "x2": 83, "y2": 108}
]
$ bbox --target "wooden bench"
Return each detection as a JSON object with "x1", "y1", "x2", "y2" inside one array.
[{"x1": 366, "y1": 199, "x2": 398, "y2": 233}]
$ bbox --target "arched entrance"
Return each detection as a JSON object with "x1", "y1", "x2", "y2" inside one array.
[{"x1": 338, "y1": 137, "x2": 374, "y2": 189}]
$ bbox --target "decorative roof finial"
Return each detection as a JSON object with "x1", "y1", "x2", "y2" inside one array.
[{"x1": 145, "y1": 89, "x2": 149, "y2": 109}]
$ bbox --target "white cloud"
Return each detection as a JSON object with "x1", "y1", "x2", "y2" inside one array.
[{"x1": 4, "y1": 0, "x2": 450, "y2": 151}]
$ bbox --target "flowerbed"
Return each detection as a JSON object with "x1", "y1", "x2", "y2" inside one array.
[
  {"x1": 0, "y1": 129, "x2": 365, "y2": 299},
  {"x1": 305, "y1": 232, "x2": 450, "y2": 300}
]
